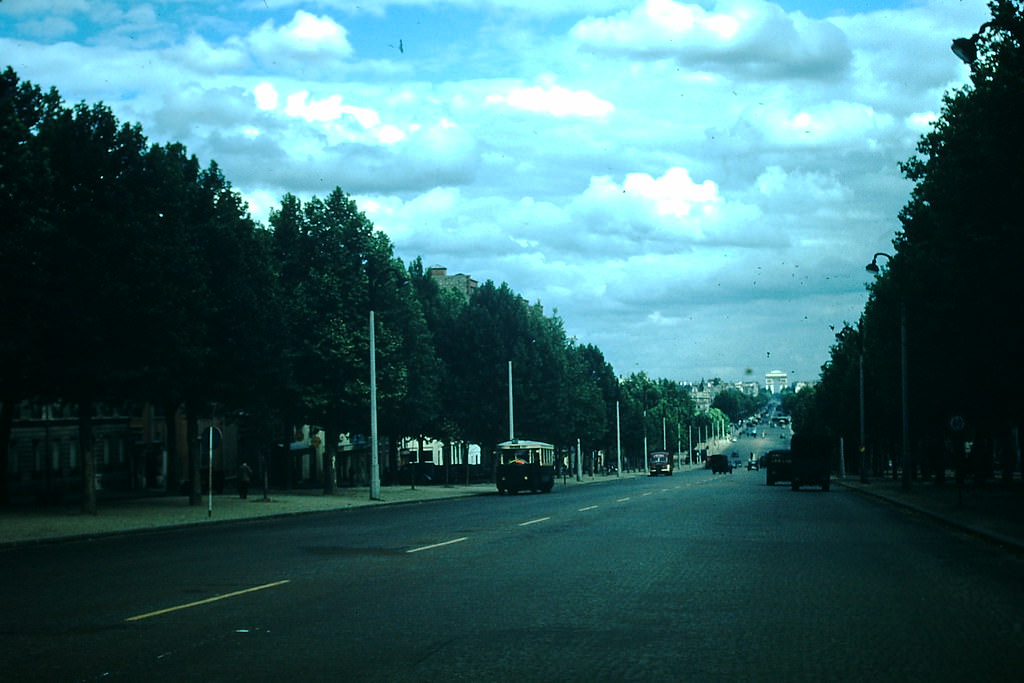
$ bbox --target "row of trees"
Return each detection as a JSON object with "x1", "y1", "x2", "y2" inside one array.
[
  {"x1": 1, "y1": 66, "x2": 723, "y2": 511},
  {"x1": 792, "y1": 1, "x2": 1023, "y2": 482}
]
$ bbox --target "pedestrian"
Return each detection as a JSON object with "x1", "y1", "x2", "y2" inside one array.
[{"x1": 238, "y1": 461, "x2": 252, "y2": 499}]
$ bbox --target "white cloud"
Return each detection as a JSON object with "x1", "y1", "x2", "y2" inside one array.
[
  {"x1": 247, "y1": 10, "x2": 353, "y2": 63},
  {"x1": 0, "y1": 0, "x2": 993, "y2": 382},
  {"x1": 906, "y1": 111, "x2": 938, "y2": 132},
  {"x1": 485, "y1": 77, "x2": 615, "y2": 117},
  {"x1": 571, "y1": 0, "x2": 851, "y2": 80},
  {"x1": 165, "y1": 34, "x2": 249, "y2": 74},
  {"x1": 15, "y1": 17, "x2": 77, "y2": 40},
  {"x1": 253, "y1": 82, "x2": 279, "y2": 111},
  {"x1": 754, "y1": 100, "x2": 895, "y2": 146}
]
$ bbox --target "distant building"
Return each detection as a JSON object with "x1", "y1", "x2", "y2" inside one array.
[
  {"x1": 684, "y1": 379, "x2": 730, "y2": 413},
  {"x1": 427, "y1": 265, "x2": 477, "y2": 301},
  {"x1": 765, "y1": 370, "x2": 788, "y2": 394},
  {"x1": 735, "y1": 381, "x2": 760, "y2": 397}
]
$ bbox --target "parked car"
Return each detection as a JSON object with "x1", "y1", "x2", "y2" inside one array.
[
  {"x1": 709, "y1": 453, "x2": 733, "y2": 474},
  {"x1": 763, "y1": 449, "x2": 792, "y2": 486}
]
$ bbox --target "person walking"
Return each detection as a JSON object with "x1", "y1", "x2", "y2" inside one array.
[{"x1": 238, "y1": 461, "x2": 253, "y2": 499}]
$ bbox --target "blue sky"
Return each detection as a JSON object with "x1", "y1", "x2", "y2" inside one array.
[{"x1": 1, "y1": 0, "x2": 991, "y2": 384}]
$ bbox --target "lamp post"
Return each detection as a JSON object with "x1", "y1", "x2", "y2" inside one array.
[
  {"x1": 859, "y1": 332, "x2": 868, "y2": 483},
  {"x1": 866, "y1": 252, "x2": 911, "y2": 492},
  {"x1": 369, "y1": 310, "x2": 381, "y2": 501},
  {"x1": 615, "y1": 400, "x2": 622, "y2": 476}
]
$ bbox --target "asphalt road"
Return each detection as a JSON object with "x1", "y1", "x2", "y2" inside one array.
[{"x1": 2, "y1": 437, "x2": 1022, "y2": 682}]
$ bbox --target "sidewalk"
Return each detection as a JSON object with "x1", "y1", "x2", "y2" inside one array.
[
  {"x1": 837, "y1": 475, "x2": 1024, "y2": 553},
  {"x1": 0, "y1": 470, "x2": 645, "y2": 548}
]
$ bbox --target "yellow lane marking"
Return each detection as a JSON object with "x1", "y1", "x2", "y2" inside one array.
[
  {"x1": 406, "y1": 537, "x2": 468, "y2": 553},
  {"x1": 126, "y1": 580, "x2": 291, "y2": 622}
]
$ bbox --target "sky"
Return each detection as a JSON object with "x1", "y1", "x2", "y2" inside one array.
[{"x1": 0, "y1": 0, "x2": 991, "y2": 385}]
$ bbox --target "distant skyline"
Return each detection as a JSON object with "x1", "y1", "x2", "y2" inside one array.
[{"x1": 1, "y1": 0, "x2": 990, "y2": 382}]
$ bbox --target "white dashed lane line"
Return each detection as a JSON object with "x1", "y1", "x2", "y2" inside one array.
[
  {"x1": 577, "y1": 505, "x2": 599, "y2": 512},
  {"x1": 518, "y1": 517, "x2": 551, "y2": 527},
  {"x1": 406, "y1": 537, "x2": 469, "y2": 554}
]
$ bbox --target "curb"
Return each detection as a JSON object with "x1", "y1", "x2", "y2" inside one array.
[
  {"x1": 0, "y1": 488, "x2": 490, "y2": 551},
  {"x1": 1, "y1": 472, "x2": 651, "y2": 550}
]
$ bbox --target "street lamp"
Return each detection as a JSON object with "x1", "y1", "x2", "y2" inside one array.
[
  {"x1": 951, "y1": 20, "x2": 995, "y2": 67},
  {"x1": 866, "y1": 252, "x2": 912, "y2": 492}
]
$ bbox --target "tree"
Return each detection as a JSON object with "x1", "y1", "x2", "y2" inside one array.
[
  {"x1": 31, "y1": 98, "x2": 154, "y2": 513},
  {"x1": 270, "y1": 188, "x2": 412, "y2": 491},
  {"x1": 894, "y1": 0, "x2": 1024, "y2": 453},
  {"x1": 0, "y1": 69, "x2": 63, "y2": 504},
  {"x1": 811, "y1": 1, "x2": 1024, "y2": 479}
]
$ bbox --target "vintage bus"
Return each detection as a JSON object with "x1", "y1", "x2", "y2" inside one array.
[
  {"x1": 495, "y1": 440, "x2": 555, "y2": 494},
  {"x1": 648, "y1": 450, "x2": 673, "y2": 476}
]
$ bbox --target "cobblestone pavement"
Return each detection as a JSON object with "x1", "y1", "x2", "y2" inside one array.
[{"x1": 0, "y1": 470, "x2": 649, "y2": 547}]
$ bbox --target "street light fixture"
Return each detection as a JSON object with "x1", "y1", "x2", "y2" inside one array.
[
  {"x1": 865, "y1": 252, "x2": 912, "y2": 492},
  {"x1": 951, "y1": 20, "x2": 995, "y2": 67}
]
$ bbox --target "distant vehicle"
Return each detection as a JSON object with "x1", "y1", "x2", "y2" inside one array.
[
  {"x1": 789, "y1": 434, "x2": 831, "y2": 492},
  {"x1": 764, "y1": 449, "x2": 792, "y2": 486},
  {"x1": 648, "y1": 451, "x2": 673, "y2": 476},
  {"x1": 729, "y1": 452, "x2": 742, "y2": 469},
  {"x1": 709, "y1": 453, "x2": 733, "y2": 474},
  {"x1": 746, "y1": 453, "x2": 759, "y2": 471},
  {"x1": 496, "y1": 440, "x2": 555, "y2": 494}
]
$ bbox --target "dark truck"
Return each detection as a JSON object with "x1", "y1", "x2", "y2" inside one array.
[
  {"x1": 763, "y1": 449, "x2": 791, "y2": 486},
  {"x1": 709, "y1": 453, "x2": 733, "y2": 474},
  {"x1": 789, "y1": 433, "x2": 831, "y2": 492}
]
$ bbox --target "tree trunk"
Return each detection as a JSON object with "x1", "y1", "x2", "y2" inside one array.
[
  {"x1": 79, "y1": 397, "x2": 97, "y2": 515},
  {"x1": 323, "y1": 428, "x2": 337, "y2": 494},
  {"x1": 164, "y1": 401, "x2": 180, "y2": 494},
  {"x1": 443, "y1": 440, "x2": 451, "y2": 487},
  {"x1": 187, "y1": 399, "x2": 201, "y2": 505},
  {"x1": 0, "y1": 397, "x2": 15, "y2": 506}
]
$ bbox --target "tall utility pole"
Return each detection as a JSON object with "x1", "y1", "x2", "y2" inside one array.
[
  {"x1": 859, "y1": 348, "x2": 868, "y2": 482},
  {"x1": 369, "y1": 311, "x2": 381, "y2": 501},
  {"x1": 900, "y1": 300, "x2": 911, "y2": 492},
  {"x1": 508, "y1": 361, "x2": 514, "y2": 441},
  {"x1": 576, "y1": 437, "x2": 582, "y2": 481},
  {"x1": 615, "y1": 401, "x2": 622, "y2": 476},
  {"x1": 866, "y1": 253, "x2": 911, "y2": 491}
]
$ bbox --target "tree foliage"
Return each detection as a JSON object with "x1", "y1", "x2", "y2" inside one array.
[{"x1": 808, "y1": 1, "x2": 1024, "y2": 476}]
